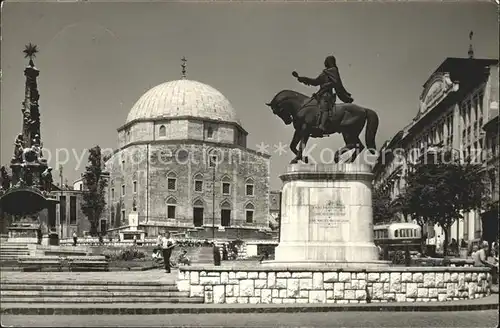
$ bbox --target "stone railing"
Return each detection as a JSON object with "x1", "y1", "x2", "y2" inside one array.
[{"x1": 177, "y1": 266, "x2": 492, "y2": 304}]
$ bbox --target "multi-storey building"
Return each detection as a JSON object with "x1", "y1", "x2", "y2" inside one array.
[
  {"x1": 481, "y1": 110, "x2": 499, "y2": 243},
  {"x1": 373, "y1": 57, "x2": 499, "y2": 243},
  {"x1": 104, "y1": 76, "x2": 273, "y2": 240}
]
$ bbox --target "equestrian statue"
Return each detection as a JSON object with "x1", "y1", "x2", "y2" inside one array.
[{"x1": 266, "y1": 55, "x2": 379, "y2": 164}]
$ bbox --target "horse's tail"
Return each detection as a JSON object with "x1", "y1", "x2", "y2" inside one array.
[{"x1": 364, "y1": 108, "x2": 379, "y2": 154}]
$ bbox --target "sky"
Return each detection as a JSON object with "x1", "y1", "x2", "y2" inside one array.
[{"x1": 1, "y1": 2, "x2": 498, "y2": 190}]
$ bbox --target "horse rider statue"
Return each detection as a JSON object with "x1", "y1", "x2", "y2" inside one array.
[{"x1": 295, "y1": 55, "x2": 354, "y2": 134}]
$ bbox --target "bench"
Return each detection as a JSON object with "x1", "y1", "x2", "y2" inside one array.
[
  {"x1": 67, "y1": 256, "x2": 109, "y2": 272},
  {"x1": 17, "y1": 256, "x2": 63, "y2": 272}
]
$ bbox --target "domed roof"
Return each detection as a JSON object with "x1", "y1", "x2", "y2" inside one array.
[{"x1": 126, "y1": 79, "x2": 239, "y2": 124}]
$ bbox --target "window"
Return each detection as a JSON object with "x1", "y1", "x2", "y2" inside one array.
[
  {"x1": 194, "y1": 174, "x2": 203, "y2": 192},
  {"x1": 70, "y1": 196, "x2": 77, "y2": 225},
  {"x1": 207, "y1": 126, "x2": 214, "y2": 139},
  {"x1": 111, "y1": 188, "x2": 115, "y2": 199},
  {"x1": 59, "y1": 196, "x2": 66, "y2": 223},
  {"x1": 166, "y1": 197, "x2": 177, "y2": 219},
  {"x1": 121, "y1": 184, "x2": 125, "y2": 196},
  {"x1": 167, "y1": 172, "x2": 177, "y2": 191},
  {"x1": 221, "y1": 176, "x2": 231, "y2": 195},
  {"x1": 245, "y1": 203, "x2": 254, "y2": 223},
  {"x1": 133, "y1": 181, "x2": 137, "y2": 193},
  {"x1": 194, "y1": 180, "x2": 203, "y2": 192},
  {"x1": 222, "y1": 183, "x2": 231, "y2": 195},
  {"x1": 121, "y1": 209, "x2": 126, "y2": 223},
  {"x1": 159, "y1": 125, "x2": 166, "y2": 137},
  {"x1": 168, "y1": 178, "x2": 176, "y2": 191},
  {"x1": 246, "y1": 184, "x2": 254, "y2": 196}
]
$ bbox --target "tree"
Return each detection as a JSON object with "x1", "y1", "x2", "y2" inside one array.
[
  {"x1": 81, "y1": 146, "x2": 108, "y2": 236},
  {"x1": 393, "y1": 189, "x2": 428, "y2": 253},
  {"x1": 372, "y1": 185, "x2": 394, "y2": 225},
  {"x1": 399, "y1": 159, "x2": 488, "y2": 257}
]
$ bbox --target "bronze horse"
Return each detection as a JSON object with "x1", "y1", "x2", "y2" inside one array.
[{"x1": 266, "y1": 90, "x2": 379, "y2": 164}]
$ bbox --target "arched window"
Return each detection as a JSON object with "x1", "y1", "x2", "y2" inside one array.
[
  {"x1": 221, "y1": 200, "x2": 231, "y2": 227},
  {"x1": 166, "y1": 197, "x2": 177, "y2": 219},
  {"x1": 245, "y1": 203, "x2": 255, "y2": 223},
  {"x1": 193, "y1": 199, "x2": 204, "y2": 207},
  {"x1": 245, "y1": 178, "x2": 254, "y2": 196},
  {"x1": 221, "y1": 176, "x2": 231, "y2": 195},
  {"x1": 194, "y1": 173, "x2": 204, "y2": 192},
  {"x1": 167, "y1": 171, "x2": 177, "y2": 191},
  {"x1": 159, "y1": 125, "x2": 166, "y2": 137}
]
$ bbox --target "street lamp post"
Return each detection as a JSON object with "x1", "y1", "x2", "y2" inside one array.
[
  {"x1": 208, "y1": 152, "x2": 221, "y2": 266},
  {"x1": 212, "y1": 161, "x2": 216, "y2": 241},
  {"x1": 208, "y1": 152, "x2": 216, "y2": 241}
]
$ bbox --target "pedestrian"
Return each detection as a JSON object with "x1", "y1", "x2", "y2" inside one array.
[
  {"x1": 72, "y1": 231, "x2": 78, "y2": 247},
  {"x1": 222, "y1": 244, "x2": 228, "y2": 261},
  {"x1": 472, "y1": 241, "x2": 489, "y2": 267},
  {"x1": 161, "y1": 232, "x2": 175, "y2": 273},
  {"x1": 157, "y1": 232, "x2": 163, "y2": 247}
]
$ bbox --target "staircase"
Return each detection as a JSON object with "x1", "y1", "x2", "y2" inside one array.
[
  {"x1": 0, "y1": 281, "x2": 203, "y2": 304},
  {"x1": 0, "y1": 243, "x2": 30, "y2": 261}
]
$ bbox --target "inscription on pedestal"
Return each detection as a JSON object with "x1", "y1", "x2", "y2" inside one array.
[
  {"x1": 308, "y1": 187, "x2": 350, "y2": 242},
  {"x1": 309, "y1": 188, "x2": 348, "y2": 227}
]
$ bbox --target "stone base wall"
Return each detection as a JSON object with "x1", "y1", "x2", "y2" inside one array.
[{"x1": 177, "y1": 267, "x2": 492, "y2": 304}]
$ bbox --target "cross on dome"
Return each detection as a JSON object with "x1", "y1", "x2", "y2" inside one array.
[{"x1": 468, "y1": 31, "x2": 474, "y2": 59}]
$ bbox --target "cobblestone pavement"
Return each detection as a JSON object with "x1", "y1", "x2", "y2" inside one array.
[
  {"x1": 2, "y1": 310, "x2": 498, "y2": 327},
  {"x1": 0, "y1": 268, "x2": 177, "y2": 283}
]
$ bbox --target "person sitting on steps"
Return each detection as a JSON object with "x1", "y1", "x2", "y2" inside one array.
[
  {"x1": 295, "y1": 55, "x2": 354, "y2": 134},
  {"x1": 177, "y1": 249, "x2": 191, "y2": 266}
]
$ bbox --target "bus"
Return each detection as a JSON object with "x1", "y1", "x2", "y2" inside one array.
[{"x1": 373, "y1": 222, "x2": 422, "y2": 253}]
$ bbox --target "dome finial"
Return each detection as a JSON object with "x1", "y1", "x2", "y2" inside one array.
[
  {"x1": 468, "y1": 30, "x2": 474, "y2": 59},
  {"x1": 23, "y1": 43, "x2": 39, "y2": 67},
  {"x1": 181, "y1": 57, "x2": 187, "y2": 79}
]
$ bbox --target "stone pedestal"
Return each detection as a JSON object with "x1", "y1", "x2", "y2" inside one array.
[
  {"x1": 264, "y1": 164, "x2": 387, "y2": 268},
  {"x1": 119, "y1": 211, "x2": 145, "y2": 242},
  {"x1": 8, "y1": 225, "x2": 40, "y2": 244}
]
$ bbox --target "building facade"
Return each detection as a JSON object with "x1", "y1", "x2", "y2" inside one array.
[
  {"x1": 373, "y1": 57, "x2": 499, "y2": 243},
  {"x1": 481, "y1": 111, "x2": 499, "y2": 243},
  {"x1": 105, "y1": 79, "x2": 272, "y2": 239}
]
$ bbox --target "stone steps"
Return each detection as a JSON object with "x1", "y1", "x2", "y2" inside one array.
[
  {"x1": 1, "y1": 290, "x2": 191, "y2": 297},
  {"x1": 1, "y1": 284, "x2": 179, "y2": 291},
  {"x1": 0, "y1": 281, "x2": 203, "y2": 304},
  {"x1": 0, "y1": 243, "x2": 31, "y2": 260},
  {"x1": 0, "y1": 296, "x2": 203, "y2": 303}
]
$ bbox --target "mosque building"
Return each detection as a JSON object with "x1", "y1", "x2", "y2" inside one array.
[{"x1": 104, "y1": 60, "x2": 274, "y2": 240}]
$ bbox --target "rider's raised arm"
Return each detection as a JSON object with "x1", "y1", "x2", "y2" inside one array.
[{"x1": 299, "y1": 72, "x2": 327, "y2": 86}]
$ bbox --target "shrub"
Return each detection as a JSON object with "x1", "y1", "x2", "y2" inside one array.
[
  {"x1": 390, "y1": 250, "x2": 406, "y2": 265},
  {"x1": 102, "y1": 247, "x2": 146, "y2": 261}
]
